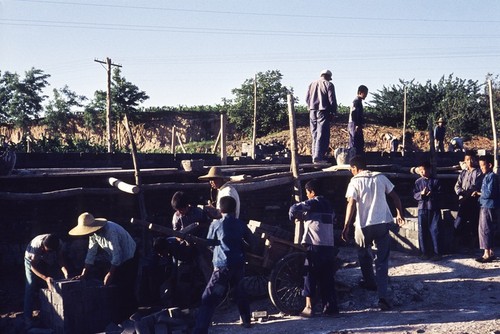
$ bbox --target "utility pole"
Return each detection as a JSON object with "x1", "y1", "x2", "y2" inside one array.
[{"x1": 94, "y1": 57, "x2": 122, "y2": 153}]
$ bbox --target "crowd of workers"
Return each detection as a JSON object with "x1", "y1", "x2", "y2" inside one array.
[{"x1": 22, "y1": 70, "x2": 498, "y2": 333}]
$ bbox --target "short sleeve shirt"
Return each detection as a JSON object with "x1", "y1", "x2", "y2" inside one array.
[{"x1": 345, "y1": 170, "x2": 395, "y2": 228}]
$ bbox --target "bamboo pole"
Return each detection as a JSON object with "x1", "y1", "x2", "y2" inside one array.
[
  {"x1": 220, "y1": 113, "x2": 227, "y2": 165},
  {"x1": 171, "y1": 125, "x2": 176, "y2": 154},
  {"x1": 488, "y1": 79, "x2": 498, "y2": 174},
  {"x1": 287, "y1": 93, "x2": 303, "y2": 244},
  {"x1": 176, "y1": 133, "x2": 187, "y2": 153},
  {"x1": 402, "y1": 86, "x2": 407, "y2": 156},
  {"x1": 212, "y1": 130, "x2": 221, "y2": 153},
  {"x1": 252, "y1": 74, "x2": 257, "y2": 160},
  {"x1": 123, "y1": 115, "x2": 150, "y2": 256}
]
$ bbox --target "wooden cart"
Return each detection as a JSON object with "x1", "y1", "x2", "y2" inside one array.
[
  {"x1": 132, "y1": 218, "x2": 307, "y2": 315},
  {"x1": 243, "y1": 220, "x2": 306, "y2": 315}
]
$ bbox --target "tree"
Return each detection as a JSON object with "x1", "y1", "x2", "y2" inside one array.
[
  {"x1": 224, "y1": 70, "x2": 293, "y2": 138},
  {"x1": 83, "y1": 68, "x2": 149, "y2": 134},
  {"x1": 44, "y1": 85, "x2": 87, "y2": 134},
  {"x1": 112, "y1": 68, "x2": 149, "y2": 121},
  {"x1": 5, "y1": 68, "x2": 50, "y2": 129},
  {"x1": 371, "y1": 75, "x2": 488, "y2": 138}
]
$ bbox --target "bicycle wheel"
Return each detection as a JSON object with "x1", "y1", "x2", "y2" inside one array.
[{"x1": 268, "y1": 252, "x2": 306, "y2": 315}]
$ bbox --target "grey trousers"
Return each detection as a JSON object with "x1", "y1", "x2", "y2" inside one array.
[{"x1": 354, "y1": 223, "x2": 390, "y2": 299}]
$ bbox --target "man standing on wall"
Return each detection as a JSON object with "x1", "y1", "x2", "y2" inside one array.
[
  {"x1": 306, "y1": 69, "x2": 338, "y2": 164},
  {"x1": 348, "y1": 85, "x2": 368, "y2": 154}
]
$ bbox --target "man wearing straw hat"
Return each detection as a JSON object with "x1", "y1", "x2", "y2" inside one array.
[
  {"x1": 69, "y1": 212, "x2": 138, "y2": 322},
  {"x1": 199, "y1": 166, "x2": 241, "y2": 219},
  {"x1": 434, "y1": 117, "x2": 446, "y2": 152}
]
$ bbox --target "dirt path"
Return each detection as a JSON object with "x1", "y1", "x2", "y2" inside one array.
[{"x1": 208, "y1": 246, "x2": 500, "y2": 334}]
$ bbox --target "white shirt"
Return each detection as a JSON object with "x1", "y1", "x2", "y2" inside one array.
[
  {"x1": 85, "y1": 221, "x2": 136, "y2": 266},
  {"x1": 345, "y1": 170, "x2": 395, "y2": 228},
  {"x1": 217, "y1": 183, "x2": 241, "y2": 218}
]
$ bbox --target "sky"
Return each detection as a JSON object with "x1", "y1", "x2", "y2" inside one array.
[{"x1": 1, "y1": 0, "x2": 500, "y2": 109}]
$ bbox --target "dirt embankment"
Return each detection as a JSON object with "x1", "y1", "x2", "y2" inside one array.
[{"x1": 226, "y1": 123, "x2": 494, "y2": 157}]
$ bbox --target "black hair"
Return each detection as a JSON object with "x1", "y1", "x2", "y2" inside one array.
[
  {"x1": 171, "y1": 191, "x2": 189, "y2": 211},
  {"x1": 349, "y1": 155, "x2": 367, "y2": 169},
  {"x1": 358, "y1": 85, "x2": 368, "y2": 94},
  {"x1": 153, "y1": 237, "x2": 169, "y2": 254},
  {"x1": 305, "y1": 179, "x2": 321, "y2": 195},
  {"x1": 219, "y1": 196, "x2": 236, "y2": 214},
  {"x1": 43, "y1": 234, "x2": 60, "y2": 251},
  {"x1": 464, "y1": 150, "x2": 476, "y2": 158},
  {"x1": 479, "y1": 154, "x2": 494, "y2": 165},
  {"x1": 417, "y1": 160, "x2": 431, "y2": 169}
]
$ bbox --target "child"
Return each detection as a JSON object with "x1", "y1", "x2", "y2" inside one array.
[
  {"x1": 413, "y1": 160, "x2": 442, "y2": 261},
  {"x1": 472, "y1": 155, "x2": 498, "y2": 263},
  {"x1": 289, "y1": 179, "x2": 339, "y2": 317},
  {"x1": 171, "y1": 191, "x2": 213, "y2": 281},
  {"x1": 192, "y1": 196, "x2": 253, "y2": 334}
]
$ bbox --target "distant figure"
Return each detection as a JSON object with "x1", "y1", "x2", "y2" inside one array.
[
  {"x1": 472, "y1": 154, "x2": 498, "y2": 263},
  {"x1": 193, "y1": 196, "x2": 253, "y2": 333},
  {"x1": 342, "y1": 155, "x2": 405, "y2": 311},
  {"x1": 448, "y1": 137, "x2": 464, "y2": 152},
  {"x1": 382, "y1": 133, "x2": 399, "y2": 154},
  {"x1": 434, "y1": 118, "x2": 446, "y2": 152},
  {"x1": 24, "y1": 234, "x2": 68, "y2": 328},
  {"x1": 306, "y1": 69, "x2": 338, "y2": 163},
  {"x1": 413, "y1": 161, "x2": 442, "y2": 261},
  {"x1": 454, "y1": 150, "x2": 482, "y2": 250},
  {"x1": 199, "y1": 166, "x2": 241, "y2": 219},
  {"x1": 289, "y1": 179, "x2": 339, "y2": 317},
  {"x1": 348, "y1": 85, "x2": 368, "y2": 154}
]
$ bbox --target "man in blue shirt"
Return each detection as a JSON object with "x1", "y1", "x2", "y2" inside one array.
[
  {"x1": 348, "y1": 85, "x2": 368, "y2": 154},
  {"x1": 193, "y1": 196, "x2": 253, "y2": 334},
  {"x1": 434, "y1": 118, "x2": 446, "y2": 152}
]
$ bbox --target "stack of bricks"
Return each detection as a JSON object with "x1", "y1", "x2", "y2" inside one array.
[
  {"x1": 389, "y1": 207, "x2": 458, "y2": 254},
  {"x1": 389, "y1": 207, "x2": 420, "y2": 253},
  {"x1": 40, "y1": 279, "x2": 115, "y2": 334}
]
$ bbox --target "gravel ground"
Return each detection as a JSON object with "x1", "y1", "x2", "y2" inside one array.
[
  {"x1": 206, "y1": 246, "x2": 500, "y2": 334},
  {"x1": 2, "y1": 246, "x2": 499, "y2": 334}
]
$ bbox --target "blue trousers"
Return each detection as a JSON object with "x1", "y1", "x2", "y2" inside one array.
[
  {"x1": 478, "y1": 207, "x2": 497, "y2": 249},
  {"x1": 303, "y1": 245, "x2": 338, "y2": 312},
  {"x1": 24, "y1": 259, "x2": 59, "y2": 320},
  {"x1": 193, "y1": 265, "x2": 250, "y2": 334},
  {"x1": 355, "y1": 223, "x2": 390, "y2": 299},
  {"x1": 310, "y1": 110, "x2": 330, "y2": 161},
  {"x1": 418, "y1": 209, "x2": 441, "y2": 256},
  {"x1": 348, "y1": 122, "x2": 364, "y2": 154}
]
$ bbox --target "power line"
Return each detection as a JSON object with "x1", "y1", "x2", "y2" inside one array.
[
  {"x1": 2, "y1": 18, "x2": 500, "y2": 40},
  {"x1": 15, "y1": 0, "x2": 500, "y2": 24}
]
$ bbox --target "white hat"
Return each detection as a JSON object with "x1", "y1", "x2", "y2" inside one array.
[{"x1": 320, "y1": 69, "x2": 332, "y2": 77}]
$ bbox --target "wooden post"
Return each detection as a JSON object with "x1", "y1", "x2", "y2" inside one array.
[
  {"x1": 212, "y1": 130, "x2": 221, "y2": 153},
  {"x1": 176, "y1": 133, "x2": 187, "y2": 153},
  {"x1": 402, "y1": 86, "x2": 407, "y2": 156},
  {"x1": 288, "y1": 94, "x2": 303, "y2": 244},
  {"x1": 171, "y1": 125, "x2": 176, "y2": 154},
  {"x1": 429, "y1": 116, "x2": 436, "y2": 178},
  {"x1": 123, "y1": 115, "x2": 150, "y2": 256},
  {"x1": 94, "y1": 57, "x2": 121, "y2": 153},
  {"x1": 105, "y1": 58, "x2": 112, "y2": 153},
  {"x1": 488, "y1": 79, "x2": 499, "y2": 174},
  {"x1": 220, "y1": 113, "x2": 227, "y2": 165},
  {"x1": 252, "y1": 74, "x2": 257, "y2": 160}
]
